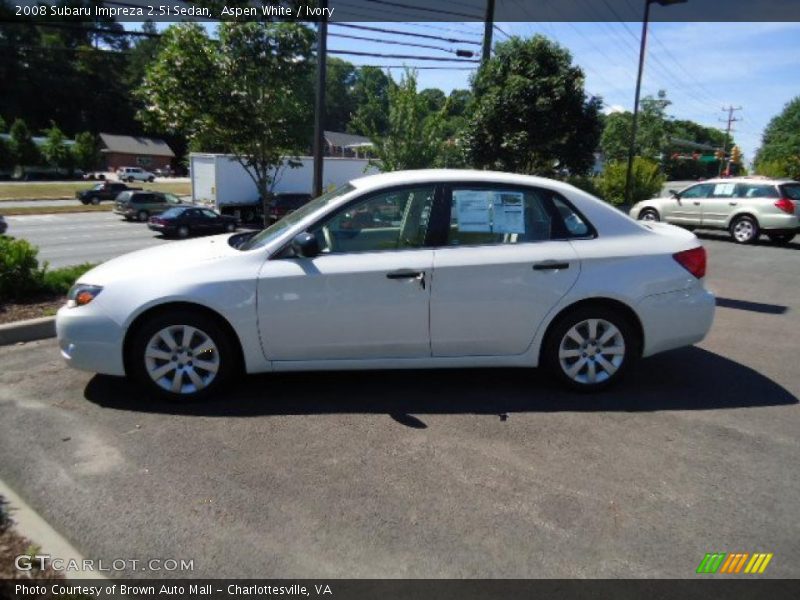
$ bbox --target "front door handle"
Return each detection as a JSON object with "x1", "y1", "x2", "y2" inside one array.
[
  {"x1": 386, "y1": 269, "x2": 426, "y2": 289},
  {"x1": 693, "y1": 201, "x2": 701, "y2": 206},
  {"x1": 533, "y1": 261, "x2": 570, "y2": 271},
  {"x1": 729, "y1": 202, "x2": 738, "y2": 206}
]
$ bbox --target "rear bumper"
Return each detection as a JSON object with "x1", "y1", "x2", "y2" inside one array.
[
  {"x1": 637, "y1": 283, "x2": 715, "y2": 357},
  {"x1": 56, "y1": 306, "x2": 126, "y2": 376},
  {"x1": 758, "y1": 213, "x2": 799, "y2": 232}
]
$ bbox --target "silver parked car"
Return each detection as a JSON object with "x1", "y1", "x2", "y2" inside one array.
[{"x1": 630, "y1": 178, "x2": 799, "y2": 244}]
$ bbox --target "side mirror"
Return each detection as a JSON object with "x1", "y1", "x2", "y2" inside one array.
[
  {"x1": 669, "y1": 189, "x2": 679, "y2": 198},
  {"x1": 291, "y1": 232, "x2": 320, "y2": 258}
]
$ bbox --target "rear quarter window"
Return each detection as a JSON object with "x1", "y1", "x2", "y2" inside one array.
[{"x1": 780, "y1": 184, "x2": 800, "y2": 200}]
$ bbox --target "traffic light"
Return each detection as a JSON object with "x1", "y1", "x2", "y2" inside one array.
[
  {"x1": 731, "y1": 145, "x2": 742, "y2": 164},
  {"x1": 715, "y1": 149, "x2": 725, "y2": 161}
]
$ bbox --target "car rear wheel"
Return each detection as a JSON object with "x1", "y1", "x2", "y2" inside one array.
[
  {"x1": 543, "y1": 305, "x2": 639, "y2": 392},
  {"x1": 225, "y1": 222, "x2": 235, "y2": 232},
  {"x1": 137, "y1": 210, "x2": 149, "y2": 222},
  {"x1": 148, "y1": 176, "x2": 155, "y2": 182},
  {"x1": 128, "y1": 310, "x2": 236, "y2": 401},
  {"x1": 730, "y1": 215, "x2": 759, "y2": 244},
  {"x1": 127, "y1": 176, "x2": 135, "y2": 183},
  {"x1": 177, "y1": 225, "x2": 190, "y2": 238},
  {"x1": 90, "y1": 197, "x2": 100, "y2": 205},
  {"x1": 767, "y1": 233, "x2": 795, "y2": 245},
  {"x1": 638, "y1": 208, "x2": 660, "y2": 222}
]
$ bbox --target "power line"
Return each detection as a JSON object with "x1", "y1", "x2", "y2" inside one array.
[
  {"x1": 328, "y1": 31, "x2": 473, "y2": 56},
  {"x1": 329, "y1": 22, "x2": 481, "y2": 46},
  {"x1": 327, "y1": 48, "x2": 478, "y2": 62}
]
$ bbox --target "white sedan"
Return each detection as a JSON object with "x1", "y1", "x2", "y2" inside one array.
[{"x1": 56, "y1": 170, "x2": 715, "y2": 400}]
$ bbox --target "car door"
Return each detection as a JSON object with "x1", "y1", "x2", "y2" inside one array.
[
  {"x1": 700, "y1": 181, "x2": 739, "y2": 228},
  {"x1": 429, "y1": 184, "x2": 582, "y2": 357},
  {"x1": 667, "y1": 183, "x2": 713, "y2": 225},
  {"x1": 257, "y1": 185, "x2": 436, "y2": 362},
  {"x1": 200, "y1": 209, "x2": 223, "y2": 232}
]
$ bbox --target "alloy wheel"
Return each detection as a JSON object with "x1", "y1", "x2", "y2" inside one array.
[
  {"x1": 144, "y1": 325, "x2": 220, "y2": 394},
  {"x1": 733, "y1": 219, "x2": 755, "y2": 243},
  {"x1": 558, "y1": 318, "x2": 626, "y2": 384}
]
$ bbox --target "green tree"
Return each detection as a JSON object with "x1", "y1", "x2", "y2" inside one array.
[
  {"x1": 464, "y1": 35, "x2": 602, "y2": 176},
  {"x1": 600, "y1": 91, "x2": 672, "y2": 164},
  {"x1": 348, "y1": 66, "x2": 392, "y2": 137},
  {"x1": 72, "y1": 131, "x2": 101, "y2": 171},
  {"x1": 9, "y1": 118, "x2": 40, "y2": 167},
  {"x1": 42, "y1": 124, "x2": 73, "y2": 172},
  {"x1": 755, "y1": 96, "x2": 800, "y2": 179},
  {"x1": 366, "y1": 70, "x2": 445, "y2": 172},
  {"x1": 138, "y1": 22, "x2": 314, "y2": 209},
  {"x1": 598, "y1": 158, "x2": 664, "y2": 206},
  {"x1": 324, "y1": 58, "x2": 357, "y2": 132}
]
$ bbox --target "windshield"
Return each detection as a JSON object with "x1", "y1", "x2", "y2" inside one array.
[
  {"x1": 164, "y1": 193, "x2": 182, "y2": 204},
  {"x1": 240, "y1": 184, "x2": 355, "y2": 251}
]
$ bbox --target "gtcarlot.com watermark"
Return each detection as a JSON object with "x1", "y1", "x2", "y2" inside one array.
[{"x1": 15, "y1": 553, "x2": 194, "y2": 573}]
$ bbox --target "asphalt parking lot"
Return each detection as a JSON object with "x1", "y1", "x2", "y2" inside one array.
[{"x1": 0, "y1": 234, "x2": 798, "y2": 578}]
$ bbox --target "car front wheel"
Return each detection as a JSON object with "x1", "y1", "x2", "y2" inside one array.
[
  {"x1": 128, "y1": 310, "x2": 236, "y2": 401},
  {"x1": 177, "y1": 225, "x2": 190, "y2": 238},
  {"x1": 543, "y1": 306, "x2": 639, "y2": 392},
  {"x1": 137, "y1": 210, "x2": 149, "y2": 222},
  {"x1": 730, "y1": 215, "x2": 759, "y2": 244}
]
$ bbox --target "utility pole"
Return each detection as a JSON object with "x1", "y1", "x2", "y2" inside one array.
[
  {"x1": 482, "y1": 0, "x2": 495, "y2": 64},
  {"x1": 312, "y1": 0, "x2": 328, "y2": 198},
  {"x1": 718, "y1": 105, "x2": 742, "y2": 176}
]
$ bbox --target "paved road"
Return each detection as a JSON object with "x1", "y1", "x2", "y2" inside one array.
[
  {"x1": 4, "y1": 212, "x2": 172, "y2": 268},
  {"x1": 1, "y1": 198, "x2": 88, "y2": 208},
  {"x1": 0, "y1": 238, "x2": 798, "y2": 578}
]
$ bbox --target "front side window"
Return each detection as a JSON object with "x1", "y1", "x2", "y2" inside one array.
[
  {"x1": 679, "y1": 184, "x2": 714, "y2": 199},
  {"x1": 312, "y1": 186, "x2": 435, "y2": 254},
  {"x1": 446, "y1": 186, "x2": 573, "y2": 246}
]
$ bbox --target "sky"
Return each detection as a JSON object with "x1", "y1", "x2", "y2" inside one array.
[{"x1": 137, "y1": 20, "x2": 800, "y2": 164}]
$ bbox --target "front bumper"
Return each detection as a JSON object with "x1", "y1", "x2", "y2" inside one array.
[
  {"x1": 56, "y1": 305, "x2": 126, "y2": 376},
  {"x1": 637, "y1": 283, "x2": 715, "y2": 357}
]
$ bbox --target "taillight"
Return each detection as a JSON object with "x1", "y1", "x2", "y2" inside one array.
[
  {"x1": 775, "y1": 198, "x2": 795, "y2": 214},
  {"x1": 673, "y1": 246, "x2": 706, "y2": 279}
]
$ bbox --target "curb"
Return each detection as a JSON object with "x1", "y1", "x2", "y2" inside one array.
[
  {"x1": 0, "y1": 316, "x2": 56, "y2": 346},
  {"x1": 0, "y1": 478, "x2": 106, "y2": 580}
]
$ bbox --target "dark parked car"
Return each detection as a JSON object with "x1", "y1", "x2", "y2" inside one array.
[
  {"x1": 268, "y1": 193, "x2": 312, "y2": 223},
  {"x1": 77, "y1": 182, "x2": 139, "y2": 205},
  {"x1": 148, "y1": 206, "x2": 238, "y2": 238},
  {"x1": 0, "y1": 215, "x2": 7, "y2": 235},
  {"x1": 114, "y1": 191, "x2": 185, "y2": 221}
]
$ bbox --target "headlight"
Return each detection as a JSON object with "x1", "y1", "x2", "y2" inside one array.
[{"x1": 67, "y1": 284, "x2": 103, "y2": 308}]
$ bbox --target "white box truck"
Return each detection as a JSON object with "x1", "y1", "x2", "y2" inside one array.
[{"x1": 190, "y1": 154, "x2": 379, "y2": 222}]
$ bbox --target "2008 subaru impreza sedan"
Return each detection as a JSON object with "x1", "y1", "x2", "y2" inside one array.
[{"x1": 56, "y1": 170, "x2": 715, "y2": 400}]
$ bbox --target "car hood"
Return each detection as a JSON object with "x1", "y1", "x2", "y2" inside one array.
[{"x1": 78, "y1": 234, "x2": 240, "y2": 286}]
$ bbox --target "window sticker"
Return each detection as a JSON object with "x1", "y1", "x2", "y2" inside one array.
[
  {"x1": 713, "y1": 183, "x2": 735, "y2": 196},
  {"x1": 454, "y1": 190, "x2": 492, "y2": 232},
  {"x1": 492, "y1": 191, "x2": 525, "y2": 234}
]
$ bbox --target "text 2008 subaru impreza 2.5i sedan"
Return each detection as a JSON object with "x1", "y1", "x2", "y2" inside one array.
[{"x1": 56, "y1": 170, "x2": 715, "y2": 401}]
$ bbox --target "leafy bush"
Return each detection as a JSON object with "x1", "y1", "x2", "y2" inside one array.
[
  {"x1": 597, "y1": 158, "x2": 665, "y2": 206},
  {"x1": 0, "y1": 236, "x2": 42, "y2": 301},
  {"x1": 40, "y1": 263, "x2": 95, "y2": 295},
  {"x1": 0, "y1": 236, "x2": 96, "y2": 302}
]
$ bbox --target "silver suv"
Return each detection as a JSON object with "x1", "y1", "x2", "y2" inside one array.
[
  {"x1": 630, "y1": 178, "x2": 799, "y2": 244},
  {"x1": 117, "y1": 166, "x2": 155, "y2": 183}
]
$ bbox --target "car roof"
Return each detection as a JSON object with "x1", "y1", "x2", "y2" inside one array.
[
  {"x1": 697, "y1": 177, "x2": 794, "y2": 185},
  {"x1": 349, "y1": 169, "x2": 579, "y2": 195}
]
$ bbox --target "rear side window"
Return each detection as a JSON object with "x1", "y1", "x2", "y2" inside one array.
[
  {"x1": 780, "y1": 184, "x2": 800, "y2": 200},
  {"x1": 737, "y1": 184, "x2": 779, "y2": 198},
  {"x1": 445, "y1": 186, "x2": 590, "y2": 246}
]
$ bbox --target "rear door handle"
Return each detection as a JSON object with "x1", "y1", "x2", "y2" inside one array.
[
  {"x1": 729, "y1": 202, "x2": 738, "y2": 206},
  {"x1": 693, "y1": 202, "x2": 701, "y2": 206},
  {"x1": 533, "y1": 261, "x2": 570, "y2": 271}
]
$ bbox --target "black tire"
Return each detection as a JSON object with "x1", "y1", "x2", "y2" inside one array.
[
  {"x1": 542, "y1": 305, "x2": 640, "y2": 392},
  {"x1": 638, "y1": 208, "x2": 660, "y2": 222},
  {"x1": 767, "y1": 233, "x2": 795, "y2": 246},
  {"x1": 730, "y1": 215, "x2": 759, "y2": 244},
  {"x1": 90, "y1": 197, "x2": 100, "y2": 205},
  {"x1": 127, "y1": 309, "x2": 237, "y2": 402},
  {"x1": 127, "y1": 176, "x2": 135, "y2": 183},
  {"x1": 137, "y1": 210, "x2": 149, "y2": 222},
  {"x1": 177, "y1": 225, "x2": 190, "y2": 238},
  {"x1": 225, "y1": 222, "x2": 236, "y2": 233},
  {"x1": 148, "y1": 176, "x2": 155, "y2": 183}
]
